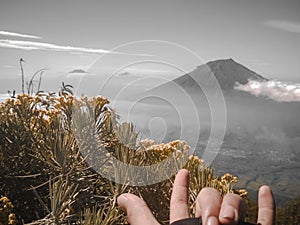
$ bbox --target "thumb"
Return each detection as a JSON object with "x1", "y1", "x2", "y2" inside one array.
[{"x1": 117, "y1": 193, "x2": 160, "y2": 225}]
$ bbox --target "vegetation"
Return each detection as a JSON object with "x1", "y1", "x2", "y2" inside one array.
[
  {"x1": 0, "y1": 77, "x2": 298, "y2": 224},
  {"x1": 276, "y1": 197, "x2": 300, "y2": 225},
  {"x1": 0, "y1": 84, "x2": 250, "y2": 224}
]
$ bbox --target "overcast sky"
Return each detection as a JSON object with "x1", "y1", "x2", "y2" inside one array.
[{"x1": 0, "y1": 0, "x2": 300, "y2": 93}]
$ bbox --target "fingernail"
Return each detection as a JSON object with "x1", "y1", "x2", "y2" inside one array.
[
  {"x1": 207, "y1": 216, "x2": 218, "y2": 225},
  {"x1": 117, "y1": 194, "x2": 128, "y2": 205},
  {"x1": 221, "y1": 205, "x2": 235, "y2": 220}
]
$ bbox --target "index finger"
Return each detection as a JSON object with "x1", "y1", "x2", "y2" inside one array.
[
  {"x1": 170, "y1": 169, "x2": 190, "y2": 224},
  {"x1": 257, "y1": 185, "x2": 275, "y2": 225}
]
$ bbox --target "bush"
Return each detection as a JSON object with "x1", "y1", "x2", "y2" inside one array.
[{"x1": 0, "y1": 93, "x2": 248, "y2": 224}]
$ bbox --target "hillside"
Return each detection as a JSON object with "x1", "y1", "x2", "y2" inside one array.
[{"x1": 154, "y1": 58, "x2": 267, "y2": 94}]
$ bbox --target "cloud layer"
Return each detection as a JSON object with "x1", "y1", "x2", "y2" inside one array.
[
  {"x1": 236, "y1": 80, "x2": 300, "y2": 102},
  {"x1": 265, "y1": 20, "x2": 300, "y2": 33},
  {"x1": 0, "y1": 39, "x2": 123, "y2": 54},
  {"x1": 0, "y1": 30, "x2": 153, "y2": 56},
  {"x1": 0, "y1": 30, "x2": 41, "y2": 39}
]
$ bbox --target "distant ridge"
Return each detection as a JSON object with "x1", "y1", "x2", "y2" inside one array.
[{"x1": 157, "y1": 58, "x2": 268, "y2": 92}]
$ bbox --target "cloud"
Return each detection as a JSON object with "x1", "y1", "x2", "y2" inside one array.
[
  {"x1": 0, "y1": 30, "x2": 41, "y2": 39},
  {"x1": 0, "y1": 40, "x2": 39, "y2": 50},
  {"x1": 0, "y1": 39, "x2": 153, "y2": 56},
  {"x1": 235, "y1": 80, "x2": 300, "y2": 102},
  {"x1": 117, "y1": 71, "x2": 133, "y2": 77},
  {"x1": 265, "y1": 20, "x2": 300, "y2": 33},
  {"x1": 0, "y1": 39, "x2": 115, "y2": 53},
  {"x1": 69, "y1": 69, "x2": 88, "y2": 74},
  {"x1": 69, "y1": 69, "x2": 88, "y2": 75}
]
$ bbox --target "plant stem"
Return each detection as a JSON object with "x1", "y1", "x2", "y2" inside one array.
[{"x1": 20, "y1": 58, "x2": 25, "y2": 94}]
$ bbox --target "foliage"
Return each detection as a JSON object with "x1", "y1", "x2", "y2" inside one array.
[
  {"x1": 0, "y1": 91, "x2": 257, "y2": 225},
  {"x1": 276, "y1": 196, "x2": 300, "y2": 225}
]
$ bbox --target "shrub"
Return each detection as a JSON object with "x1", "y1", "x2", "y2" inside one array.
[{"x1": 0, "y1": 93, "x2": 247, "y2": 224}]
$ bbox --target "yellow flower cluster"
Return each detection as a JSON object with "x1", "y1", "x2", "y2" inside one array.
[
  {"x1": 92, "y1": 95, "x2": 110, "y2": 108},
  {"x1": 145, "y1": 140, "x2": 189, "y2": 152},
  {"x1": 138, "y1": 139, "x2": 157, "y2": 149},
  {"x1": 146, "y1": 140, "x2": 190, "y2": 159},
  {"x1": 125, "y1": 139, "x2": 191, "y2": 166},
  {"x1": 234, "y1": 189, "x2": 248, "y2": 198},
  {"x1": 0, "y1": 197, "x2": 14, "y2": 209},
  {"x1": 188, "y1": 155, "x2": 204, "y2": 165},
  {"x1": 208, "y1": 172, "x2": 248, "y2": 198},
  {"x1": 74, "y1": 95, "x2": 109, "y2": 108},
  {"x1": 8, "y1": 213, "x2": 17, "y2": 225},
  {"x1": 221, "y1": 173, "x2": 238, "y2": 184},
  {"x1": 0, "y1": 197, "x2": 17, "y2": 225}
]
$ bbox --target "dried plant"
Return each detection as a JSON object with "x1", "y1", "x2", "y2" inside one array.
[
  {"x1": 80, "y1": 203, "x2": 124, "y2": 225},
  {"x1": 0, "y1": 92, "x2": 273, "y2": 225},
  {"x1": 49, "y1": 176, "x2": 79, "y2": 223}
]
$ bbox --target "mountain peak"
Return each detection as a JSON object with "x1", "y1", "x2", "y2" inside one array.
[{"x1": 173, "y1": 58, "x2": 268, "y2": 91}]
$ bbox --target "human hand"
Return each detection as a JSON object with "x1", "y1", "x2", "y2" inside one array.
[
  {"x1": 117, "y1": 169, "x2": 275, "y2": 225},
  {"x1": 169, "y1": 169, "x2": 275, "y2": 225}
]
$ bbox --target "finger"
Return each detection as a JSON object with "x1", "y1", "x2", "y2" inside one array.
[
  {"x1": 196, "y1": 187, "x2": 222, "y2": 225},
  {"x1": 117, "y1": 193, "x2": 160, "y2": 225},
  {"x1": 219, "y1": 193, "x2": 244, "y2": 225},
  {"x1": 170, "y1": 169, "x2": 190, "y2": 224},
  {"x1": 257, "y1": 185, "x2": 275, "y2": 225}
]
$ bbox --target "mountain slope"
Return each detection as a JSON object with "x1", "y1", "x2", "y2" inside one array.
[{"x1": 157, "y1": 58, "x2": 268, "y2": 92}]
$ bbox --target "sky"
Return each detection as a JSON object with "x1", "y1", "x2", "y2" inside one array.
[{"x1": 0, "y1": 0, "x2": 300, "y2": 94}]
